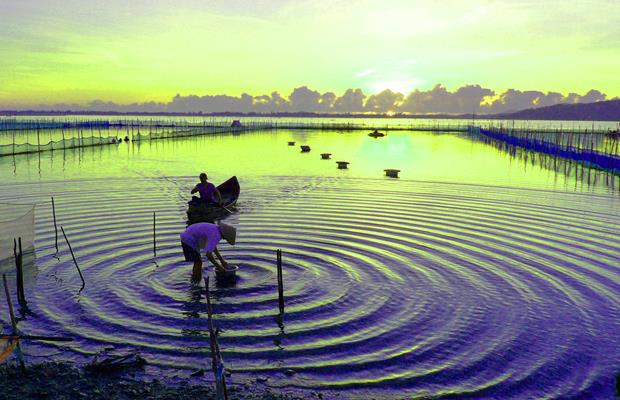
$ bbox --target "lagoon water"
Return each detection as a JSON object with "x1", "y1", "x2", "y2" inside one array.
[{"x1": 1, "y1": 126, "x2": 620, "y2": 399}]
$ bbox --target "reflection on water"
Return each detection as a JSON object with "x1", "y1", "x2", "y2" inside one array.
[
  {"x1": 1, "y1": 129, "x2": 619, "y2": 196},
  {"x1": 0, "y1": 129, "x2": 619, "y2": 399}
]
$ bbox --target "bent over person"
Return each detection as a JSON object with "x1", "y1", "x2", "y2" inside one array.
[{"x1": 180, "y1": 222, "x2": 237, "y2": 281}]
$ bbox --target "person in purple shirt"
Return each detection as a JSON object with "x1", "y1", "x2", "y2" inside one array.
[
  {"x1": 190, "y1": 173, "x2": 223, "y2": 205},
  {"x1": 180, "y1": 222, "x2": 237, "y2": 282}
]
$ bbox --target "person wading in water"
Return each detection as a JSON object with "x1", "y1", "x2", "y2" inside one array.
[{"x1": 180, "y1": 222, "x2": 237, "y2": 282}]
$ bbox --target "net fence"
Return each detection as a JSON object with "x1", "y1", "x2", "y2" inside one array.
[
  {"x1": 0, "y1": 203, "x2": 35, "y2": 274},
  {"x1": 0, "y1": 136, "x2": 117, "y2": 156}
]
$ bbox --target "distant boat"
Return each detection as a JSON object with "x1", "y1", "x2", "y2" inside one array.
[
  {"x1": 187, "y1": 176, "x2": 240, "y2": 223},
  {"x1": 368, "y1": 130, "x2": 386, "y2": 138}
]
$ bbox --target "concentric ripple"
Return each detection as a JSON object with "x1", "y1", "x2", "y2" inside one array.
[{"x1": 1, "y1": 176, "x2": 620, "y2": 399}]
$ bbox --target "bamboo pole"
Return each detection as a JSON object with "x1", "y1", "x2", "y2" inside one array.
[
  {"x1": 60, "y1": 226, "x2": 86, "y2": 291},
  {"x1": 204, "y1": 276, "x2": 217, "y2": 372},
  {"x1": 277, "y1": 249, "x2": 284, "y2": 314},
  {"x1": 14, "y1": 238, "x2": 25, "y2": 305},
  {"x1": 204, "y1": 276, "x2": 228, "y2": 400},
  {"x1": 153, "y1": 212, "x2": 156, "y2": 258},
  {"x1": 2, "y1": 274, "x2": 17, "y2": 330},
  {"x1": 52, "y1": 197, "x2": 59, "y2": 252}
]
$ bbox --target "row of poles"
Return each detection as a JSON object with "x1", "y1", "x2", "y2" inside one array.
[
  {"x1": 475, "y1": 126, "x2": 620, "y2": 158},
  {"x1": 470, "y1": 127, "x2": 620, "y2": 173},
  {"x1": 1, "y1": 117, "x2": 469, "y2": 133},
  {"x1": 4, "y1": 117, "x2": 618, "y2": 135}
]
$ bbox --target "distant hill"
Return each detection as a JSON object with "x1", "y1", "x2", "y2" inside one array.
[{"x1": 497, "y1": 99, "x2": 620, "y2": 121}]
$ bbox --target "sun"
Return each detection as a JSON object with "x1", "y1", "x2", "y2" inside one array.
[{"x1": 371, "y1": 80, "x2": 419, "y2": 95}]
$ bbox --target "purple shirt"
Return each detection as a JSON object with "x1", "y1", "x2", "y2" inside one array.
[
  {"x1": 195, "y1": 182, "x2": 216, "y2": 202},
  {"x1": 180, "y1": 223, "x2": 222, "y2": 253}
]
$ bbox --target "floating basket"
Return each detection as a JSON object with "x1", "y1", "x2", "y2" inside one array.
[
  {"x1": 300, "y1": 145, "x2": 311, "y2": 152},
  {"x1": 321, "y1": 153, "x2": 332, "y2": 159},
  {"x1": 214, "y1": 264, "x2": 238, "y2": 283},
  {"x1": 336, "y1": 161, "x2": 350, "y2": 169},
  {"x1": 384, "y1": 169, "x2": 400, "y2": 178}
]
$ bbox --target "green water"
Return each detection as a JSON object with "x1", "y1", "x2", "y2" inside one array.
[{"x1": 1, "y1": 129, "x2": 617, "y2": 195}]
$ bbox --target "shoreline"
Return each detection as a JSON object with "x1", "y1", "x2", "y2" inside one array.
[{"x1": 0, "y1": 362, "x2": 314, "y2": 400}]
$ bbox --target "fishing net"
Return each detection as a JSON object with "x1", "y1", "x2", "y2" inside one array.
[
  {"x1": 0, "y1": 203, "x2": 35, "y2": 274},
  {"x1": 0, "y1": 136, "x2": 116, "y2": 156},
  {"x1": 133, "y1": 125, "x2": 240, "y2": 141}
]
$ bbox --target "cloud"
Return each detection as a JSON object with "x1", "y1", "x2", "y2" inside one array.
[
  {"x1": 355, "y1": 68, "x2": 376, "y2": 78},
  {"x1": 480, "y1": 89, "x2": 607, "y2": 113},
  {"x1": 288, "y1": 86, "x2": 322, "y2": 112},
  {"x1": 7, "y1": 85, "x2": 609, "y2": 115},
  {"x1": 400, "y1": 84, "x2": 494, "y2": 114},
  {"x1": 365, "y1": 89, "x2": 404, "y2": 112},
  {"x1": 332, "y1": 89, "x2": 366, "y2": 113}
]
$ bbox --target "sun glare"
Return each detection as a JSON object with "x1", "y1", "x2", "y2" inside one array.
[{"x1": 372, "y1": 80, "x2": 418, "y2": 95}]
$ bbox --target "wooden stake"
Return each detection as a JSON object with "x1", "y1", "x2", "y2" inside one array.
[
  {"x1": 13, "y1": 239, "x2": 21, "y2": 304},
  {"x1": 61, "y1": 226, "x2": 86, "y2": 291},
  {"x1": 153, "y1": 211, "x2": 156, "y2": 258},
  {"x1": 204, "y1": 277, "x2": 228, "y2": 400},
  {"x1": 204, "y1": 277, "x2": 217, "y2": 372},
  {"x1": 14, "y1": 238, "x2": 25, "y2": 305},
  {"x1": 52, "y1": 197, "x2": 59, "y2": 252},
  {"x1": 277, "y1": 249, "x2": 284, "y2": 314},
  {"x1": 18, "y1": 238, "x2": 24, "y2": 304},
  {"x1": 2, "y1": 274, "x2": 17, "y2": 330}
]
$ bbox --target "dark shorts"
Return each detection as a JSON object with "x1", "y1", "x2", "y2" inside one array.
[{"x1": 181, "y1": 241, "x2": 201, "y2": 262}]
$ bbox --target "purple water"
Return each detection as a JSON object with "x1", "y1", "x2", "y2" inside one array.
[{"x1": 0, "y1": 129, "x2": 619, "y2": 399}]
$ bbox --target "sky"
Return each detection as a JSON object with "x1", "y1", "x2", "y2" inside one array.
[{"x1": 1, "y1": 0, "x2": 619, "y2": 111}]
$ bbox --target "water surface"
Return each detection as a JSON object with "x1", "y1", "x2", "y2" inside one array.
[{"x1": 0, "y1": 128, "x2": 619, "y2": 399}]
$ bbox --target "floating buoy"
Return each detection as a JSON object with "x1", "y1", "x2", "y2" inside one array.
[
  {"x1": 384, "y1": 169, "x2": 400, "y2": 178},
  {"x1": 321, "y1": 153, "x2": 331, "y2": 159},
  {"x1": 336, "y1": 161, "x2": 349, "y2": 169},
  {"x1": 300, "y1": 145, "x2": 311, "y2": 152},
  {"x1": 288, "y1": 141, "x2": 295, "y2": 146}
]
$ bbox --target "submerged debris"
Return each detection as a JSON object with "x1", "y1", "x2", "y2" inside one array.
[{"x1": 86, "y1": 353, "x2": 147, "y2": 374}]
